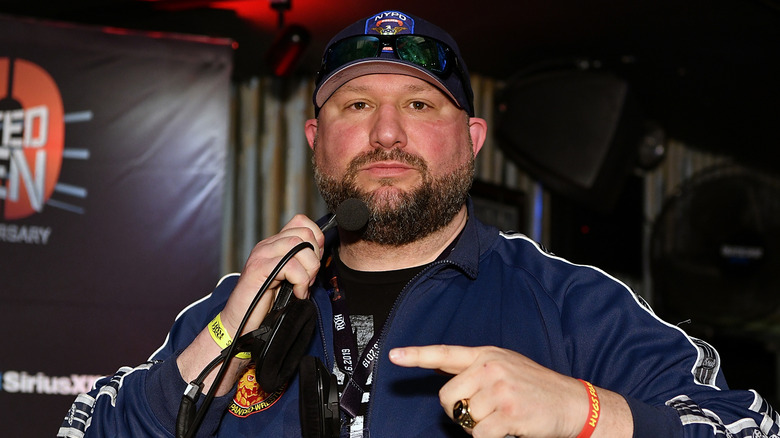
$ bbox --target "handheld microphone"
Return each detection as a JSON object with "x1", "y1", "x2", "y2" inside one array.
[{"x1": 320, "y1": 197, "x2": 370, "y2": 234}]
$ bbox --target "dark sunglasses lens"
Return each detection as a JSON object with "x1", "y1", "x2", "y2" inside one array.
[
  {"x1": 396, "y1": 36, "x2": 449, "y2": 74},
  {"x1": 326, "y1": 36, "x2": 381, "y2": 74}
]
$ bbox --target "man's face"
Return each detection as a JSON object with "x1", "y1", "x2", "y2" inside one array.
[{"x1": 306, "y1": 74, "x2": 483, "y2": 245}]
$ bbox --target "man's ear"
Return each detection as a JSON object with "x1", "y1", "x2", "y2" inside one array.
[
  {"x1": 304, "y1": 119, "x2": 318, "y2": 151},
  {"x1": 468, "y1": 117, "x2": 488, "y2": 156}
]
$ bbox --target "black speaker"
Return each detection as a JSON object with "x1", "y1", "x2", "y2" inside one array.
[{"x1": 496, "y1": 66, "x2": 644, "y2": 212}]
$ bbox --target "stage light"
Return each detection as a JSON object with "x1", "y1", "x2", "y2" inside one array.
[{"x1": 266, "y1": 24, "x2": 310, "y2": 77}]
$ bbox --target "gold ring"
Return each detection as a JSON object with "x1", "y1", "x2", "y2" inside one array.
[{"x1": 453, "y1": 398, "x2": 477, "y2": 428}]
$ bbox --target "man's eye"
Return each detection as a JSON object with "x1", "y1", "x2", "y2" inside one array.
[
  {"x1": 351, "y1": 102, "x2": 367, "y2": 110},
  {"x1": 411, "y1": 101, "x2": 427, "y2": 110}
]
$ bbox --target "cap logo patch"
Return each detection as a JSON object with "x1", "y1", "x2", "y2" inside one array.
[{"x1": 365, "y1": 11, "x2": 415, "y2": 35}]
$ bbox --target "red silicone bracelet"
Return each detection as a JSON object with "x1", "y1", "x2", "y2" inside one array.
[{"x1": 577, "y1": 379, "x2": 600, "y2": 438}]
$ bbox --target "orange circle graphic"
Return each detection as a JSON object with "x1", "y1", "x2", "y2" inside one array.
[{"x1": 0, "y1": 57, "x2": 65, "y2": 220}]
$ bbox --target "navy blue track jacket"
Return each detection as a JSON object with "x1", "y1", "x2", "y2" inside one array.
[{"x1": 59, "y1": 201, "x2": 780, "y2": 437}]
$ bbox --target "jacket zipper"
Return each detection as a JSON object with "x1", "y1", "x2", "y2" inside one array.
[
  {"x1": 314, "y1": 292, "x2": 333, "y2": 371},
  {"x1": 362, "y1": 258, "x2": 469, "y2": 432}
]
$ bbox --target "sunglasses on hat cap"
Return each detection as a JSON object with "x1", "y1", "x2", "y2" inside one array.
[
  {"x1": 316, "y1": 34, "x2": 465, "y2": 84},
  {"x1": 312, "y1": 11, "x2": 475, "y2": 116}
]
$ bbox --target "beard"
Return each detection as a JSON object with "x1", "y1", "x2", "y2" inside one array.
[{"x1": 314, "y1": 145, "x2": 475, "y2": 246}]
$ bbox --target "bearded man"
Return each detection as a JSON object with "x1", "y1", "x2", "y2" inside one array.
[{"x1": 60, "y1": 9, "x2": 779, "y2": 438}]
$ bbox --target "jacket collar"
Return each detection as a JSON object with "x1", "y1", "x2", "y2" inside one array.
[{"x1": 440, "y1": 197, "x2": 483, "y2": 279}]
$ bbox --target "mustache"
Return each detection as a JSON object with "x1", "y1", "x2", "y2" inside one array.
[{"x1": 346, "y1": 148, "x2": 428, "y2": 174}]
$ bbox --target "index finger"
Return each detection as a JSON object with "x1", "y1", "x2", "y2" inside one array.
[{"x1": 389, "y1": 345, "x2": 481, "y2": 375}]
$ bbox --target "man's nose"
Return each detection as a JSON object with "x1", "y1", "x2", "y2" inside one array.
[{"x1": 369, "y1": 105, "x2": 407, "y2": 150}]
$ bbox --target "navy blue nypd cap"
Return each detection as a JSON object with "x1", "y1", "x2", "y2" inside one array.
[{"x1": 313, "y1": 10, "x2": 475, "y2": 116}]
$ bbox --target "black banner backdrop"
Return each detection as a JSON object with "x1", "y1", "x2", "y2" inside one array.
[{"x1": 0, "y1": 16, "x2": 232, "y2": 435}]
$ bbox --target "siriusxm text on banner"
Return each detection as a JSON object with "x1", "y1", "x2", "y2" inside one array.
[{"x1": 0, "y1": 370, "x2": 101, "y2": 396}]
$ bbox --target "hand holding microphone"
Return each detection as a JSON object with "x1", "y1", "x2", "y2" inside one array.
[
  {"x1": 273, "y1": 198, "x2": 370, "y2": 309},
  {"x1": 220, "y1": 198, "x2": 369, "y2": 345},
  {"x1": 223, "y1": 197, "x2": 370, "y2": 392}
]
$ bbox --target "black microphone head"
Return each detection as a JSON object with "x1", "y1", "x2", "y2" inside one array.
[{"x1": 336, "y1": 198, "x2": 369, "y2": 232}]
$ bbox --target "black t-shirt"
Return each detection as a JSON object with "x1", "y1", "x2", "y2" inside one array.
[
  {"x1": 333, "y1": 253, "x2": 425, "y2": 353},
  {"x1": 331, "y1": 226, "x2": 463, "y2": 353}
]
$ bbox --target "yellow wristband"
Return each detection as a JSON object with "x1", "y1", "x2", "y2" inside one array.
[{"x1": 208, "y1": 313, "x2": 251, "y2": 359}]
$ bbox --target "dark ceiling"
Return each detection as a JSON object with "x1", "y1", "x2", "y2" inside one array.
[{"x1": 2, "y1": 0, "x2": 779, "y2": 170}]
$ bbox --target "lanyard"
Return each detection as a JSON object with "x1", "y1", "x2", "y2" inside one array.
[{"x1": 329, "y1": 275, "x2": 383, "y2": 419}]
